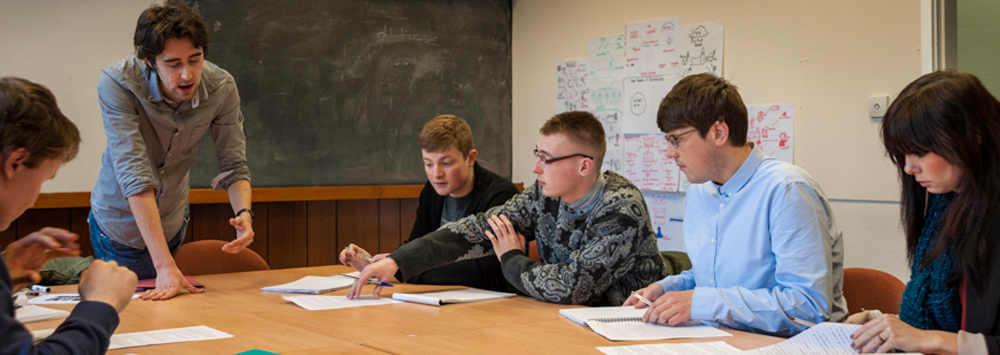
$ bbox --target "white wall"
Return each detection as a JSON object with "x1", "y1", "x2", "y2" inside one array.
[
  {"x1": 512, "y1": 0, "x2": 919, "y2": 280},
  {"x1": 0, "y1": 0, "x2": 151, "y2": 192}
]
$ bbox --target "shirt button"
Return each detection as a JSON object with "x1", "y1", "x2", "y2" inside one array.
[
  {"x1": 159, "y1": 169, "x2": 165, "y2": 174},
  {"x1": 174, "y1": 132, "x2": 180, "y2": 136},
  {"x1": 710, "y1": 239, "x2": 715, "y2": 244},
  {"x1": 720, "y1": 203, "x2": 725, "y2": 208},
  {"x1": 709, "y1": 279, "x2": 715, "y2": 285}
]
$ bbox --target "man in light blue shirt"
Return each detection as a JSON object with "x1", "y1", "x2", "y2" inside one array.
[{"x1": 624, "y1": 73, "x2": 847, "y2": 336}]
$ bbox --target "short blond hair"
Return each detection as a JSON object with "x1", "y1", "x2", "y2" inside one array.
[
  {"x1": 539, "y1": 111, "x2": 606, "y2": 169},
  {"x1": 419, "y1": 115, "x2": 474, "y2": 156}
]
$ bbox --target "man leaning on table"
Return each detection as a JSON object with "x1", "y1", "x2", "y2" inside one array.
[
  {"x1": 348, "y1": 111, "x2": 667, "y2": 305},
  {"x1": 624, "y1": 74, "x2": 848, "y2": 336},
  {"x1": 0, "y1": 77, "x2": 138, "y2": 354}
]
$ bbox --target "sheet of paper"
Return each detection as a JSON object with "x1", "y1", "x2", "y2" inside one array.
[
  {"x1": 28, "y1": 294, "x2": 82, "y2": 305},
  {"x1": 559, "y1": 306, "x2": 648, "y2": 326},
  {"x1": 623, "y1": 75, "x2": 680, "y2": 134},
  {"x1": 679, "y1": 22, "x2": 724, "y2": 77},
  {"x1": 624, "y1": 133, "x2": 680, "y2": 192},
  {"x1": 597, "y1": 341, "x2": 744, "y2": 355},
  {"x1": 15, "y1": 305, "x2": 69, "y2": 323},
  {"x1": 588, "y1": 35, "x2": 626, "y2": 173},
  {"x1": 260, "y1": 275, "x2": 356, "y2": 294},
  {"x1": 556, "y1": 58, "x2": 590, "y2": 113},
  {"x1": 742, "y1": 322, "x2": 922, "y2": 355},
  {"x1": 588, "y1": 319, "x2": 733, "y2": 341},
  {"x1": 282, "y1": 295, "x2": 398, "y2": 311},
  {"x1": 624, "y1": 17, "x2": 681, "y2": 78},
  {"x1": 109, "y1": 325, "x2": 233, "y2": 350},
  {"x1": 643, "y1": 193, "x2": 685, "y2": 251},
  {"x1": 392, "y1": 288, "x2": 515, "y2": 306},
  {"x1": 747, "y1": 104, "x2": 794, "y2": 163}
]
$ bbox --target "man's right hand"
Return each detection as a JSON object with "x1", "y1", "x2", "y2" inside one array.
[
  {"x1": 339, "y1": 243, "x2": 373, "y2": 271},
  {"x1": 79, "y1": 260, "x2": 138, "y2": 313},
  {"x1": 622, "y1": 283, "x2": 666, "y2": 308},
  {"x1": 141, "y1": 265, "x2": 203, "y2": 301},
  {"x1": 346, "y1": 257, "x2": 398, "y2": 300}
]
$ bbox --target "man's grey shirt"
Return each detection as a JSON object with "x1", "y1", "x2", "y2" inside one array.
[{"x1": 91, "y1": 56, "x2": 250, "y2": 249}]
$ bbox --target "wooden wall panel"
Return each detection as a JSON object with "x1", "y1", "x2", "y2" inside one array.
[
  {"x1": 266, "y1": 202, "x2": 308, "y2": 269},
  {"x1": 0, "y1": 226, "x2": 17, "y2": 253},
  {"x1": 189, "y1": 203, "x2": 238, "y2": 242},
  {"x1": 15, "y1": 209, "x2": 71, "y2": 237},
  {"x1": 68, "y1": 208, "x2": 94, "y2": 257},
  {"x1": 306, "y1": 201, "x2": 337, "y2": 267},
  {"x1": 336, "y1": 200, "x2": 379, "y2": 256},
  {"x1": 378, "y1": 199, "x2": 401, "y2": 254},
  {"x1": 248, "y1": 202, "x2": 269, "y2": 262},
  {"x1": 399, "y1": 198, "x2": 419, "y2": 244}
]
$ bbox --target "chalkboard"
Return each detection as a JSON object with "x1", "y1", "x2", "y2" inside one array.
[{"x1": 187, "y1": 0, "x2": 512, "y2": 188}]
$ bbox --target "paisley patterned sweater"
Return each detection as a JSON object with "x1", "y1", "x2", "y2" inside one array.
[{"x1": 391, "y1": 171, "x2": 666, "y2": 306}]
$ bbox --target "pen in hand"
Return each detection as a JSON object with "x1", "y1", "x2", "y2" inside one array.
[
  {"x1": 630, "y1": 291, "x2": 654, "y2": 306},
  {"x1": 339, "y1": 273, "x2": 393, "y2": 287}
]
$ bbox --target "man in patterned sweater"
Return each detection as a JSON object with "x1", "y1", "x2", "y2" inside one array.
[{"x1": 348, "y1": 111, "x2": 666, "y2": 305}]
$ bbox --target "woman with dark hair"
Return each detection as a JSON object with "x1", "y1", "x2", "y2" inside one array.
[{"x1": 851, "y1": 70, "x2": 1000, "y2": 354}]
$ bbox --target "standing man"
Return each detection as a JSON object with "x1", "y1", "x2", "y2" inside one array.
[
  {"x1": 348, "y1": 111, "x2": 666, "y2": 305},
  {"x1": 1, "y1": 76, "x2": 138, "y2": 354},
  {"x1": 624, "y1": 74, "x2": 847, "y2": 336},
  {"x1": 91, "y1": 2, "x2": 253, "y2": 301}
]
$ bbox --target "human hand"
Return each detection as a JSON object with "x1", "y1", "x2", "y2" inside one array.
[
  {"x1": 141, "y1": 265, "x2": 203, "y2": 300},
  {"x1": 79, "y1": 260, "x2": 138, "y2": 313},
  {"x1": 622, "y1": 283, "x2": 666, "y2": 309},
  {"x1": 223, "y1": 214, "x2": 254, "y2": 253},
  {"x1": 346, "y1": 257, "x2": 398, "y2": 300},
  {"x1": 484, "y1": 215, "x2": 525, "y2": 262},
  {"x1": 851, "y1": 314, "x2": 955, "y2": 354},
  {"x1": 846, "y1": 310, "x2": 883, "y2": 324},
  {"x1": 642, "y1": 289, "x2": 694, "y2": 326},
  {"x1": 339, "y1": 243, "x2": 373, "y2": 271},
  {"x1": 2, "y1": 227, "x2": 80, "y2": 285}
]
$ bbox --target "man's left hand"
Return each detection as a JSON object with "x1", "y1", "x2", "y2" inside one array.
[
  {"x1": 223, "y1": 214, "x2": 254, "y2": 253},
  {"x1": 484, "y1": 215, "x2": 525, "y2": 262}
]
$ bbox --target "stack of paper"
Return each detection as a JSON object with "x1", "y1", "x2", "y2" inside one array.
[
  {"x1": 109, "y1": 325, "x2": 233, "y2": 350},
  {"x1": 16, "y1": 305, "x2": 69, "y2": 323},
  {"x1": 560, "y1": 306, "x2": 732, "y2": 341},
  {"x1": 282, "y1": 295, "x2": 398, "y2": 311},
  {"x1": 598, "y1": 341, "x2": 744, "y2": 355},
  {"x1": 391, "y1": 288, "x2": 515, "y2": 306},
  {"x1": 260, "y1": 275, "x2": 356, "y2": 294}
]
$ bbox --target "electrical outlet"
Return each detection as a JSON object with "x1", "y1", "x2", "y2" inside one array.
[{"x1": 869, "y1": 96, "x2": 889, "y2": 119}]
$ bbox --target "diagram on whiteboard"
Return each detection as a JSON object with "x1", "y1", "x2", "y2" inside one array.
[
  {"x1": 624, "y1": 133, "x2": 680, "y2": 192},
  {"x1": 556, "y1": 59, "x2": 589, "y2": 113},
  {"x1": 623, "y1": 76, "x2": 680, "y2": 134},
  {"x1": 589, "y1": 35, "x2": 626, "y2": 173},
  {"x1": 747, "y1": 104, "x2": 794, "y2": 163},
  {"x1": 624, "y1": 17, "x2": 680, "y2": 78},
  {"x1": 643, "y1": 193, "x2": 686, "y2": 251},
  {"x1": 679, "y1": 22, "x2": 724, "y2": 77}
]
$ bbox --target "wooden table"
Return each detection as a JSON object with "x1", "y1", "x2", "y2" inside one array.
[{"x1": 25, "y1": 265, "x2": 782, "y2": 354}]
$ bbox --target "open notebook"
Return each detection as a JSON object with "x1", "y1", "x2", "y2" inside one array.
[
  {"x1": 559, "y1": 306, "x2": 732, "y2": 341},
  {"x1": 261, "y1": 275, "x2": 356, "y2": 294},
  {"x1": 391, "y1": 289, "x2": 515, "y2": 306}
]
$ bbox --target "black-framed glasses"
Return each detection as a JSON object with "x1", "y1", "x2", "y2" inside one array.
[
  {"x1": 665, "y1": 128, "x2": 698, "y2": 148},
  {"x1": 533, "y1": 148, "x2": 593, "y2": 165}
]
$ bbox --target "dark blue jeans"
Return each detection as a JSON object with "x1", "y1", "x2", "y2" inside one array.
[{"x1": 88, "y1": 210, "x2": 188, "y2": 280}]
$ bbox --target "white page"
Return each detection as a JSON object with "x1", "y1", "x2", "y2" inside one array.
[
  {"x1": 623, "y1": 133, "x2": 680, "y2": 192},
  {"x1": 16, "y1": 305, "x2": 69, "y2": 323},
  {"x1": 556, "y1": 58, "x2": 590, "y2": 113},
  {"x1": 392, "y1": 288, "x2": 515, "y2": 306},
  {"x1": 282, "y1": 295, "x2": 397, "y2": 311},
  {"x1": 623, "y1": 75, "x2": 681, "y2": 134},
  {"x1": 558, "y1": 306, "x2": 648, "y2": 326},
  {"x1": 260, "y1": 275, "x2": 356, "y2": 294},
  {"x1": 746, "y1": 104, "x2": 794, "y2": 163},
  {"x1": 597, "y1": 341, "x2": 744, "y2": 355},
  {"x1": 588, "y1": 34, "x2": 626, "y2": 174},
  {"x1": 108, "y1": 325, "x2": 233, "y2": 350},
  {"x1": 587, "y1": 319, "x2": 732, "y2": 341},
  {"x1": 624, "y1": 17, "x2": 681, "y2": 78},
  {"x1": 642, "y1": 193, "x2": 686, "y2": 252},
  {"x1": 28, "y1": 294, "x2": 138, "y2": 305},
  {"x1": 679, "y1": 22, "x2": 724, "y2": 77},
  {"x1": 742, "y1": 322, "x2": 929, "y2": 355}
]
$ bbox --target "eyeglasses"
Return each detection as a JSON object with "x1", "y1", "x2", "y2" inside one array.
[
  {"x1": 533, "y1": 148, "x2": 593, "y2": 165},
  {"x1": 665, "y1": 128, "x2": 698, "y2": 148}
]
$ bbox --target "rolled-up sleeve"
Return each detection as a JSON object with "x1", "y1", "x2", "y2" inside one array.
[
  {"x1": 209, "y1": 83, "x2": 250, "y2": 190},
  {"x1": 97, "y1": 71, "x2": 158, "y2": 198}
]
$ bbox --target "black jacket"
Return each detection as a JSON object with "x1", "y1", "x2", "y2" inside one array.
[
  {"x1": 966, "y1": 206, "x2": 1000, "y2": 353},
  {"x1": 401, "y1": 162, "x2": 519, "y2": 291}
]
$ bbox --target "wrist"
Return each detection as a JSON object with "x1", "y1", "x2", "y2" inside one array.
[{"x1": 235, "y1": 208, "x2": 254, "y2": 221}]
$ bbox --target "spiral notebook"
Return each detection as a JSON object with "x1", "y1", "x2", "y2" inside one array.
[{"x1": 559, "y1": 306, "x2": 732, "y2": 341}]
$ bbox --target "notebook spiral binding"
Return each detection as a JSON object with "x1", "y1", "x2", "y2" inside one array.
[{"x1": 590, "y1": 316, "x2": 642, "y2": 323}]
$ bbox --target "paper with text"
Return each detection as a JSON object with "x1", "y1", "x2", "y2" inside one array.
[
  {"x1": 587, "y1": 318, "x2": 732, "y2": 342},
  {"x1": 747, "y1": 104, "x2": 794, "y2": 163},
  {"x1": 108, "y1": 325, "x2": 233, "y2": 350},
  {"x1": 392, "y1": 288, "x2": 515, "y2": 306},
  {"x1": 679, "y1": 22, "x2": 724, "y2": 77},
  {"x1": 624, "y1": 17, "x2": 681, "y2": 78},
  {"x1": 261, "y1": 275, "x2": 356, "y2": 294},
  {"x1": 743, "y1": 322, "x2": 922, "y2": 355},
  {"x1": 623, "y1": 76, "x2": 680, "y2": 134},
  {"x1": 624, "y1": 133, "x2": 679, "y2": 192},
  {"x1": 588, "y1": 35, "x2": 626, "y2": 173},
  {"x1": 559, "y1": 306, "x2": 648, "y2": 326},
  {"x1": 598, "y1": 341, "x2": 744, "y2": 355},
  {"x1": 643, "y1": 193, "x2": 685, "y2": 251},
  {"x1": 283, "y1": 295, "x2": 398, "y2": 311},
  {"x1": 557, "y1": 58, "x2": 590, "y2": 113}
]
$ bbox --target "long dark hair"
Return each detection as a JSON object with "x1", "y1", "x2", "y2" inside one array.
[{"x1": 881, "y1": 70, "x2": 1000, "y2": 295}]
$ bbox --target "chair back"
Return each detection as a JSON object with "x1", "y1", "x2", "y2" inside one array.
[
  {"x1": 174, "y1": 240, "x2": 270, "y2": 276},
  {"x1": 843, "y1": 267, "x2": 906, "y2": 314}
]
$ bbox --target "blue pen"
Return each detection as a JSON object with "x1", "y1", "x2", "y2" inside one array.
[{"x1": 368, "y1": 278, "x2": 393, "y2": 287}]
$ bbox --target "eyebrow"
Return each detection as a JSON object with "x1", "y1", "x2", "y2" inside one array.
[{"x1": 162, "y1": 52, "x2": 204, "y2": 63}]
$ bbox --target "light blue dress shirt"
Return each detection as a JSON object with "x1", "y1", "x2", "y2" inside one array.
[{"x1": 657, "y1": 145, "x2": 847, "y2": 336}]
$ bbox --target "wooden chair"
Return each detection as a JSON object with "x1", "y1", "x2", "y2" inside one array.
[
  {"x1": 173, "y1": 240, "x2": 270, "y2": 276},
  {"x1": 843, "y1": 267, "x2": 906, "y2": 314}
]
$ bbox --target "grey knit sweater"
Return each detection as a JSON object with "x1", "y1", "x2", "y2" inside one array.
[{"x1": 391, "y1": 171, "x2": 666, "y2": 306}]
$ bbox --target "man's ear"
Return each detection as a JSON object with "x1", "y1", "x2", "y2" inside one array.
[
  {"x1": 578, "y1": 156, "x2": 594, "y2": 177},
  {"x1": 1, "y1": 148, "x2": 30, "y2": 180},
  {"x1": 144, "y1": 58, "x2": 156, "y2": 70},
  {"x1": 466, "y1": 149, "x2": 478, "y2": 166},
  {"x1": 711, "y1": 120, "x2": 731, "y2": 147}
]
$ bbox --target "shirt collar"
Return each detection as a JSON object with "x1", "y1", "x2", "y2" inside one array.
[
  {"x1": 567, "y1": 172, "x2": 606, "y2": 215},
  {"x1": 717, "y1": 144, "x2": 765, "y2": 197}
]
